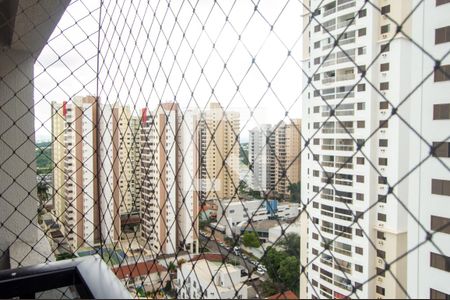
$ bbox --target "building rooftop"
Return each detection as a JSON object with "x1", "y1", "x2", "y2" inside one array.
[
  {"x1": 112, "y1": 261, "x2": 167, "y2": 280},
  {"x1": 267, "y1": 290, "x2": 298, "y2": 299}
]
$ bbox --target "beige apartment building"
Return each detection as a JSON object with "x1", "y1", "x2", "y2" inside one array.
[
  {"x1": 275, "y1": 119, "x2": 301, "y2": 197},
  {"x1": 62, "y1": 96, "x2": 101, "y2": 250},
  {"x1": 52, "y1": 96, "x2": 121, "y2": 251},
  {"x1": 98, "y1": 104, "x2": 143, "y2": 245},
  {"x1": 51, "y1": 101, "x2": 66, "y2": 225},
  {"x1": 140, "y1": 103, "x2": 199, "y2": 255},
  {"x1": 199, "y1": 102, "x2": 240, "y2": 201}
]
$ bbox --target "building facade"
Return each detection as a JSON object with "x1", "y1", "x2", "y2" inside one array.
[
  {"x1": 275, "y1": 119, "x2": 301, "y2": 197},
  {"x1": 249, "y1": 124, "x2": 276, "y2": 193},
  {"x1": 51, "y1": 101, "x2": 66, "y2": 225},
  {"x1": 176, "y1": 257, "x2": 248, "y2": 299},
  {"x1": 140, "y1": 103, "x2": 199, "y2": 255},
  {"x1": 62, "y1": 96, "x2": 101, "y2": 250},
  {"x1": 199, "y1": 102, "x2": 240, "y2": 201},
  {"x1": 407, "y1": 0, "x2": 450, "y2": 298},
  {"x1": 301, "y1": 1, "x2": 415, "y2": 298}
]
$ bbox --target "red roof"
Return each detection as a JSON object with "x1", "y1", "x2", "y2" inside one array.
[
  {"x1": 190, "y1": 253, "x2": 224, "y2": 263},
  {"x1": 267, "y1": 290, "x2": 298, "y2": 299},
  {"x1": 112, "y1": 261, "x2": 167, "y2": 280}
]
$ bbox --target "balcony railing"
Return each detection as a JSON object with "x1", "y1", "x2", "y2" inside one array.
[{"x1": 0, "y1": 256, "x2": 131, "y2": 299}]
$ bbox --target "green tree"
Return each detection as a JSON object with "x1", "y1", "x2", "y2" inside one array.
[
  {"x1": 240, "y1": 143, "x2": 249, "y2": 166},
  {"x1": 167, "y1": 261, "x2": 177, "y2": 273},
  {"x1": 239, "y1": 180, "x2": 248, "y2": 193},
  {"x1": 37, "y1": 181, "x2": 49, "y2": 205},
  {"x1": 242, "y1": 231, "x2": 260, "y2": 248},
  {"x1": 261, "y1": 281, "x2": 278, "y2": 297},
  {"x1": 262, "y1": 247, "x2": 287, "y2": 280},
  {"x1": 279, "y1": 233, "x2": 300, "y2": 258},
  {"x1": 278, "y1": 256, "x2": 300, "y2": 294},
  {"x1": 288, "y1": 182, "x2": 301, "y2": 203}
]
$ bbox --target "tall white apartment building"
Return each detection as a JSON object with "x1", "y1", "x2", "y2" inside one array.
[
  {"x1": 408, "y1": 1, "x2": 450, "y2": 299},
  {"x1": 62, "y1": 96, "x2": 101, "y2": 250},
  {"x1": 249, "y1": 124, "x2": 275, "y2": 193},
  {"x1": 301, "y1": 1, "x2": 418, "y2": 298},
  {"x1": 199, "y1": 102, "x2": 240, "y2": 201},
  {"x1": 140, "y1": 103, "x2": 199, "y2": 255},
  {"x1": 55, "y1": 96, "x2": 123, "y2": 250}
]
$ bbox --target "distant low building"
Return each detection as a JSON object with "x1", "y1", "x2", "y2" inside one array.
[
  {"x1": 112, "y1": 261, "x2": 168, "y2": 292},
  {"x1": 176, "y1": 255, "x2": 248, "y2": 299},
  {"x1": 217, "y1": 199, "x2": 298, "y2": 237}
]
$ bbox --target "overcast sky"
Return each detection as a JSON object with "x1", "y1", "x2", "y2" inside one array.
[{"x1": 34, "y1": 0, "x2": 306, "y2": 142}]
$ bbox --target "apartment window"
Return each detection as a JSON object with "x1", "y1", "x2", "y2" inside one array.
[
  {"x1": 379, "y1": 119, "x2": 389, "y2": 128},
  {"x1": 435, "y1": 26, "x2": 450, "y2": 44},
  {"x1": 357, "y1": 121, "x2": 365, "y2": 129},
  {"x1": 314, "y1": 73, "x2": 320, "y2": 81},
  {"x1": 434, "y1": 104, "x2": 450, "y2": 119},
  {"x1": 357, "y1": 157, "x2": 365, "y2": 165},
  {"x1": 379, "y1": 158, "x2": 388, "y2": 166},
  {"x1": 356, "y1": 229, "x2": 363, "y2": 237},
  {"x1": 435, "y1": 65, "x2": 450, "y2": 82},
  {"x1": 376, "y1": 286, "x2": 386, "y2": 296},
  {"x1": 432, "y1": 179, "x2": 450, "y2": 196},
  {"x1": 378, "y1": 194, "x2": 387, "y2": 203},
  {"x1": 358, "y1": 46, "x2": 366, "y2": 55},
  {"x1": 314, "y1": 57, "x2": 320, "y2": 65},
  {"x1": 356, "y1": 211, "x2": 364, "y2": 220},
  {"x1": 357, "y1": 102, "x2": 365, "y2": 110},
  {"x1": 430, "y1": 252, "x2": 450, "y2": 272},
  {"x1": 313, "y1": 122, "x2": 320, "y2": 129},
  {"x1": 312, "y1": 248, "x2": 318, "y2": 255},
  {"x1": 313, "y1": 170, "x2": 319, "y2": 177},
  {"x1": 314, "y1": 41, "x2": 320, "y2": 49},
  {"x1": 380, "y1": 63, "x2": 390, "y2": 72},
  {"x1": 430, "y1": 289, "x2": 450, "y2": 299},
  {"x1": 381, "y1": 5, "x2": 391, "y2": 15},
  {"x1": 358, "y1": 65, "x2": 366, "y2": 74},
  {"x1": 359, "y1": 9, "x2": 367, "y2": 18},
  {"x1": 356, "y1": 175, "x2": 364, "y2": 183},
  {"x1": 377, "y1": 231, "x2": 386, "y2": 240},
  {"x1": 357, "y1": 83, "x2": 366, "y2": 92},
  {"x1": 356, "y1": 193, "x2": 364, "y2": 201},
  {"x1": 431, "y1": 215, "x2": 450, "y2": 234},
  {"x1": 380, "y1": 43, "x2": 390, "y2": 53},
  {"x1": 433, "y1": 142, "x2": 450, "y2": 157},
  {"x1": 314, "y1": 25, "x2": 320, "y2": 32},
  {"x1": 355, "y1": 264, "x2": 363, "y2": 272},
  {"x1": 358, "y1": 28, "x2": 366, "y2": 37},
  {"x1": 355, "y1": 247, "x2": 363, "y2": 255},
  {"x1": 314, "y1": 90, "x2": 320, "y2": 97},
  {"x1": 377, "y1": 249, "x2": 386, "y2": 259},
  {"x1": 380, "y1": 101, "x2": 389, "y2": 109},
  {"x1": 377, "y1": 268, "x2": 386, "y2": 277},
  {"x1": 312, "y1": 264, "x2": 318, "y2": 271},
  {"x1": 380, "y1": 82, "x2": 389, "y2": 91},
  {"x1": 379, "y1": 139, "x2": 388, "y2": 147},
  {"x1": 380, "y1": 24, "x2": 390, "y2": 34},
  {"x1": 313, "y1": 202, "x2": 319, "y2": 208},
  {"x1": 312, "y1": 280, "x2": 318, "y2": 287},
  {"x1": 378, "y1": 213, "x2": 387, "y2": 222}
]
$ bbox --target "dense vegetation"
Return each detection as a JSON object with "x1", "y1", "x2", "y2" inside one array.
[
  {"x1": 36, "y1": 141, "x2": 52, "y2": 174},
  {"x1": 261, "y1": 233, "x2": 300, "y2": 296},
  {"x1": 242, "y1": 231, "x2": 261, "y2": 248}
]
